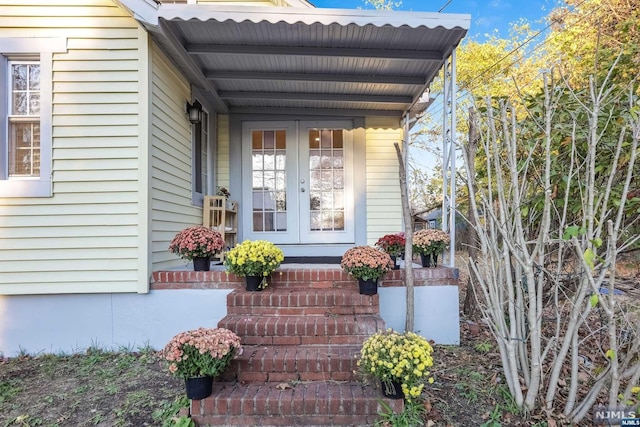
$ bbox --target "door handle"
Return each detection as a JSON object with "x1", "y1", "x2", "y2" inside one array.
[{"x1": 301, "y1": 188, "x2": 306, "y2": 192}]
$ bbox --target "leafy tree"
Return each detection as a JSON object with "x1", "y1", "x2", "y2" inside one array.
[
  {"x1": 362, "y1": 0, "x2": 401, "y2": 10},
  {"x1": 546, "y1": 0, "x2": 640, "y2": 88}
]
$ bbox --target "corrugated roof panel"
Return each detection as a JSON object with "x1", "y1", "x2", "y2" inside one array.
[
  {"x1": 196, "y1": 54, "x2": 438, "y2": 78},
  {"x1": 159, "y1": 5, "x2": 470, "y2": 32},
  {"x1": 176, "y1": 19, "x2": 462, "y2": 53},
  {"x1": 146, "y1": 4, "x2": 469, "y2": 115}
]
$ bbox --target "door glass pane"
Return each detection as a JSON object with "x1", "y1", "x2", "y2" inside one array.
[
  {"x1": 264, "y1": 131, "x2": 275, "y2": 149},
  {"x1": 276, "y1": 131, "x2": 286, "y2": 149},
  {"x1": 275, "y1": 171, "x2": 286, "y2": 191},
  {"x1": 309, "y1": 130, "x2": 320, "y2": 149},
  {"x1": 307, "y1": 129, "x2": 346, "y2": 231},
  {"x1": 253, "y1": 212, "x2": 264, "y2": 232},
  {"x1": 252, "y1": 129, "x2": 287, "y2": 232}
]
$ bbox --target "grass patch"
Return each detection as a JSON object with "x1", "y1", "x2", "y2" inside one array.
[
  {"x1": 0, "y1": 350, "x2": 184, "y2": 427},
  {"x1": 0, "y1": 378, "x2": 22, "y2": 403}
]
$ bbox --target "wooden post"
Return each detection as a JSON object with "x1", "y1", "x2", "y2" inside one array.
[
  {"x1": 394, "y1": 142, "x2": 414, "y2": 332},
  {"x1": 463, "y1": 106, "x2": 479, "y2": 317}
]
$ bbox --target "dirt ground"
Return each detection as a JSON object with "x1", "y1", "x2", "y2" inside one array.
[
  {"x1": 1, "y1": 254, "x2": 638, "y2": 426},
  {"x1": 0, "y1": 330, "x2": 526, "y2": 427}
]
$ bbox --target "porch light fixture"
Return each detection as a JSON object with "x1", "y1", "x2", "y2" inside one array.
[{"x1": 186, "y1": 100, "x2": 203, "y2": 124}]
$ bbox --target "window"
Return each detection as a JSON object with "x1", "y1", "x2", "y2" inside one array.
[
  {"x1": 8, "y1": 59, "x2": 40, "y2": 177},
  {"x1": 194, "y1": 109, "x2": 209, "y2": 195},
  {"x1": 192, "y1": 105, "x2": 214, "y2": 205},
  {"x1": 0, "y1": 37, "x2": 66, "y2": 197}
]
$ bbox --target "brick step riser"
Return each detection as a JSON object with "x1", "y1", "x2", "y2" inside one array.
[
  {"x1": 219, "y1": 347, "x2": 361, "y2": 382},
  {"x1": 239, "y1": 335, "x2": 369, "y2": 346},
  {"x1": 191, "y1": 382, "x2": 403, "y2": 425},
  {"x1": 226, "y1": 306, "x2": 378, "y2": 315},
  {"x1": 263, "y1": 281, "x2": 357, "y2": 289},
  {"x1": 218, "y1": 315, "x2": 384, "y2": 338},
  {"x1": 226, "y1": 291, "x2": 379, "y2": 310},
  {"x1": 220, "y1": 370, "x2": 359, "y2": 382},
  {"x1": 193, "y1": 414, "x2": 380, "y2": 426}
]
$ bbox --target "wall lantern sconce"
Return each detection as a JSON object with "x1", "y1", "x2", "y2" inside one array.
[{"x1": 186, "y1": 100, "x2": 203, "y2": 124}]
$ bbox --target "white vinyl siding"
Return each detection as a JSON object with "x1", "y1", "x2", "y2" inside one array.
[
  {"x1": 0, "y1": 1, "x2": 145, "y2": 294},
  {"x1": 365, "y1": 117, "x2": 403, "y2": 244},
  {"x1": 150, "y1": 42, "x2": 202, "y2": 270}
]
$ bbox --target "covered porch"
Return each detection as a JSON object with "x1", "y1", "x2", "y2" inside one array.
[{"x1": 133, "y1": 3, "x2": 470, "y2": 261}]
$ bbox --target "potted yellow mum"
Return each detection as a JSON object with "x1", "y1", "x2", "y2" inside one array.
[
  {"x1": 224, "y1": 240, "x2": 284, "y2": 291},
  {"x1": 358, "y1": 329, "x2": 434, "y2": 402}
]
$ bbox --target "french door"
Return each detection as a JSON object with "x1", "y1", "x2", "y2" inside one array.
[{"x1": 241, "y1": 120, "x2": 354, "y2": 245}]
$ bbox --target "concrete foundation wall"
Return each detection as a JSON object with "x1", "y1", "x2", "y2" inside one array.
[
  {"x1": 379, "y1": 286, "x2": 460, "y2": 345},
  {"x1": 0, "y1": 287, "x2": 458, "y2": 357},
  {"x1": 0, "y1": 290, "x2": 231, "y2": 356}
]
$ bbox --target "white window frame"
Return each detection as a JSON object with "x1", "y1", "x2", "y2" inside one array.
[{"x1": 0, "y1": 37, "x2": 66, "y2": 197}]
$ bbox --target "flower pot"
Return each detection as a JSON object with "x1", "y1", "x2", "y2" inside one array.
[
  {"x1": 420, "y1": 253, "x2": 432, "y2": 268},
  {"x1": 358, "y1": 279, "x2": 378, "y2": 295},
  {"x1": 390, "y1": 255, "x2": 400, "y2": 270},
  {"x1": 245, "y1": 275, "x2": 264, "y2": 292},
  {"x1": 185, "y1": 376, "x2": 213, "y2": 400},
  {"x1": 193, "y1": 256, "x2": 211, "y2": 271},
  {"x1": 381, "y1": 379, "x2": 404, "y2": 400}
]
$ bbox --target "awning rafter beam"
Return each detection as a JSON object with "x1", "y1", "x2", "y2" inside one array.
[
  {"x1": 219, "y1": 91, "x2": 412, "y2": 104},
  {"x1": 231, "y1": 106, "x2": 403, "y2": 117},
  {"x1": 186, "y1": 43, "x2": 444, "y2": 61},
  {"x1": 206, "y1": 71, "x2": 426, "y2": 86}
]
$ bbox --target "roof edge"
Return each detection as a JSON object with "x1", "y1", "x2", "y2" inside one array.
[
  {"x1": 114, "y1": 0, "x2": 159, "y2": 26},
  {"x1": 282, "y1": 0, "x2": 315, "y2": 7},
  {"x1": 158, "y1": 5, "x2": 471, "y2": 30}
]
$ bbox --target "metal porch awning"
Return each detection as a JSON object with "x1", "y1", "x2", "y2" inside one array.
[{"x1": 137, "y1": 4, "x2": 470, "y2": 118}]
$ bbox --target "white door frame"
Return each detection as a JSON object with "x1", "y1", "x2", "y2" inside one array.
[{"x1": 241, "y1": 120, "x2": 355, "y2": 246}]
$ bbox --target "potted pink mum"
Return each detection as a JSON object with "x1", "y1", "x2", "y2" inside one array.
[
  {"x1": 162, "y1": 327, "x2": 242, "y2": 400},
  {"x1": 340, "y1": 246, "x2": 393, "y2": 295},
  {"x1": 168, "y1": 225, "x2": 225, "y2": 271},
  {"x1": 412, "y1": 229, "x2": 450, "y2": 267}
]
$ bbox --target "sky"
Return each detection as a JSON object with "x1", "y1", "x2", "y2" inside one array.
[
  {"x1": 310, "y1": 0, "x2": 561, "y2": 40},
  {"x1": 309, "y1": 0, "x2": 563, "y2": 172}
]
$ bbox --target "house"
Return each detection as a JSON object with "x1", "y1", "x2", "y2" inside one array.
[{"x1": 0, "y1": 0, "x2": 469, "y2": 355}]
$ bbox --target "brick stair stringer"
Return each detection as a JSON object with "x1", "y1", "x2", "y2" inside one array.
[{"x1": 190, "y1": 284, "x2": 402, "y2": 426}]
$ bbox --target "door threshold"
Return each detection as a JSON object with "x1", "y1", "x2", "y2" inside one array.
[{"x1": 283, "y1": 256, "x2": 341, "y2": 264}]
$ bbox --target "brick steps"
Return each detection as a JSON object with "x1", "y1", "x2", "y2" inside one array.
[
  {"x1": 226, "y1": 288, "x2": 379, "y2": 315},
  {"x1": 219, "y1": 344, "x2": 361, "y2": 382},
  {"x1": 191, "y1": 381, "x2": 402, "y2": 427},
  {"x1": 191, "y1": 282, "x2": 397, "y2": 426},
  {"x1": 218, "y1": 314, "x2": 384, "y2": 342}
]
